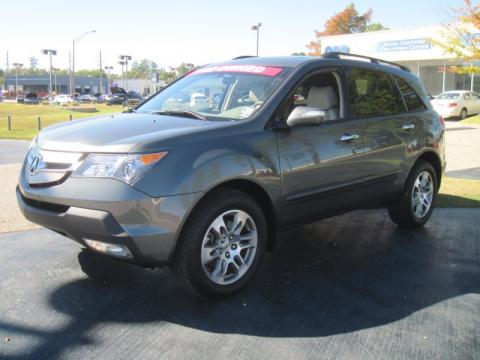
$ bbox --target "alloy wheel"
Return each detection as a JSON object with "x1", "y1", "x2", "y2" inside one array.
[
  {"x1": 411, "y1": 171, "x2": 434, "y2": 219},
  {"x1": 200, "y1": 210, "x2": 257, "y2": 285}
]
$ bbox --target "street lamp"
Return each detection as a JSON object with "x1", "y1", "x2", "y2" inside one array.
[
  {"x1": 12, "y1": 63, "x2": 23, "y2": 100},
  {"x1": 41, "y1": 49, "x2": 57, "y2": 102},
  {"x1": 251, "y1": 22, "x2": 262, "y2": 56},
  {"x1": 72, "y1": 30, "x2": 96, "y2": 95},
  {"x1": 104, "y1": 66, "x2": 113, "y2": 92},
  {"x1": 118, "y1": 60, "x2": 126, "y2": 88},
  {"x1": 52, "y1": 67, "x2": 59, "y2": 95},
  {"x1": 119, "y1": 55, "x2": 132, "y2": 90}
]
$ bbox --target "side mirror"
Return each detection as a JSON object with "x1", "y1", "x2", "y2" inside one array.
[{"x1": 286, "y1": 106, "x2": 326, "y2": 127}]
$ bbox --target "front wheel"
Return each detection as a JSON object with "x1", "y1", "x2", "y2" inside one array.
[
  {"x1": 173, "y1": 189, "x2": 267, "y2": 298},
  {"x1": 388, "y1": 160, "x2": 437, "y2": 228}
]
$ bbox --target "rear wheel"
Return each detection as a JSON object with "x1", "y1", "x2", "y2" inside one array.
[
  {"x1": 173, "y1": 189, "x2": 267, "y2": 298},
  {"x1": 388, "y1": 160, "x2": 437, "y2": 228},
  {"x1": 460, "y1": 108, "x2": 467, "y2": 120}
]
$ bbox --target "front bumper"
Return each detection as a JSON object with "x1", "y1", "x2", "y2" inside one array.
[{"x1": 17, "y1": 165, "x2": 202, "y2": 266}]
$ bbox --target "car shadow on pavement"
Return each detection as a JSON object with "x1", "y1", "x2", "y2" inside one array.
[{"x1": 2, "y1": 210, "x2": 479, "y2": 359}]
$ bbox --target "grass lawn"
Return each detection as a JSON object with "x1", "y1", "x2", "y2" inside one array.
[
  {"x1": 437, "y1": 176, "x2": 480, "y2": 207},
  {"x1": 0, "y1": 102, "x2": 123, "y2": 140},
  {"x1": 1, "y1": 102, "x2": 478, "y2": 207},
  {"x1": 460, "y1": 114, "x2": 480, "y2": 125}
]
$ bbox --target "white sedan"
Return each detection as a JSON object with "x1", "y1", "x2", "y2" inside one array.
[
  {"x1": 53, "y1": 94, "x2": 74, "y2": 104},
  {"x1": 431, "y1": 90, "x2": 480, "y2": 119}
]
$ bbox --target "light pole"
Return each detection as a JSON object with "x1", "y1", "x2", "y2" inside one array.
[
  {"x1": 72, "y1": 30, "x2": 96, "y2": 95},
  {"x1": 118, "y1": 61, "x2": 126, "y2": 88},
  {"x1": 12, "y1": 63, "x2": 23, "y2": 99},
  {"x1": 119, "y1": 55, "x2": 132, "y2": 90},
  {"x1": 251, "y1": 22, "x2": 262, "y2": 56},
  {"x1": 41, "y1": 49, "x2": 57, "y2": 102},
  {"x1": 104, "y1": 66, "x2": 113, "y2": 92},
  {"x1": 52, "y1": 67, "x2": 59, "y2": 95}
]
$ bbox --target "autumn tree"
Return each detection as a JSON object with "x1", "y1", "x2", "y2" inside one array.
[
  {"x1": 432, "y1": 0, "x2": 480, "y2": 73},
  {"x1": 306, "y1": 3, "x2": 387, "y2": 56}
]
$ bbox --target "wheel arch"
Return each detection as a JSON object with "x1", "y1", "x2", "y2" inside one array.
[
  {"x1": 414, "y1": 151, "x2": 443, "y2": 190},
  {"x1": 172, "y1": 178, "x2": 278, "y2": 262}
]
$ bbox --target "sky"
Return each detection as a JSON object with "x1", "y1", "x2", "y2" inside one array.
[{"x1": 0, "y1": 0, "x2": 465, "y2": 75}]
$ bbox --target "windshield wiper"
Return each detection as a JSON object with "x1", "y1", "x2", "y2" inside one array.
[{"x1": 149, "y1": 110, "x2": 207, "y2": 120}]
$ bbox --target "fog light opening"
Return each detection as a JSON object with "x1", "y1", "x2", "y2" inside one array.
[{"x1": 85, "y1": 239, "x2": 133, "y2": 258}]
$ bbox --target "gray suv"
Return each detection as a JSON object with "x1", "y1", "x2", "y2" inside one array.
[{"x1": 17, "y1": 53, "x2": 445, "y2": 298}]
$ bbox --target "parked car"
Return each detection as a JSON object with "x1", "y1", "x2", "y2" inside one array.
[
  {"x1": 23, "y1": 93, "x2": 40, "y2": 105},
  {"x1": 431, "y1": 90, "x2": 480, "y2": 119},
  {"x1": 107, "y1": 87, "x2": 143, "y2": 106},
  {"x1": 79, "y1": 94, "x2": 98, "y2": 103},
  {"x1": 53, "y1": 94, "x2": 74, "y2": 104},
  {"x1": 16, "y1": 94, "x2": 25, "y2": 104},
  {"x1": 17, "y1": 54, "x2": 445, "y2": 298}
]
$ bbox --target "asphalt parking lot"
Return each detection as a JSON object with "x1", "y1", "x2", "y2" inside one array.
[
  {"x1": 1, "y1": 209, "x2": 479, "y2": 359},
  {"x1": 0, "y1": 124, "x2": 479, "y2": 359}
]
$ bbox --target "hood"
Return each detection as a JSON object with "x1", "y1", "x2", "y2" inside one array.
[
  {"x1": 111, "y1": 86, "x2": 127, "y2": 95},
  {"x1": 37, "y1": 113, "x2": 225, "y2": 153}
]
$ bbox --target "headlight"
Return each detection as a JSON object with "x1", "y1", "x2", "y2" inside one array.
[{"x1": 73, "y1": 151, "x2": 168, "y2": 185}]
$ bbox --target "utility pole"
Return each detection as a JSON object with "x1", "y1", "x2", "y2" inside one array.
[
  {"x1": 99, "y1": 51, "x2": 103, "y2": 94},
  {"x1": 72, "y1": 30, "x2": 96, "y2": 96},
  {"x1": 119, "y1": 55, "x2": 132, "y2": 91},
  {"x1": 6, "y1": 51, "x2": 10, "y2": 99},
  {"x1": 118, "y1": 61, "x2": 125, "y2": 88},
  {"x1": 12, "y1": 63, "x2": 23, "y2": 100},
  {"x1": 251, "y1": 22, "x2": 262, "y2": 56},
  {"x1": 69, "y1": 51, "x2": 72, "y2": 95},
  {"x1": 104, "y1": 66, "x2": 113, "y2": 91},
  {"x1": 41, "y1": 49, "x2": 57, "y2": 102}
]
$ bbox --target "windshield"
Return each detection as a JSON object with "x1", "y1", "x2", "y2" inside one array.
[
  {"x1": 436, "y1": 92, "x2": 460, "y2": 100},
  {"x1": 137, "y1": 65, "x2": 290, "y2": 121}
]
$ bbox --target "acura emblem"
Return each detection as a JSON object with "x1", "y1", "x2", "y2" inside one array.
[{"x1": 29, "y1": 155, "x2": 41, "y2": 175}]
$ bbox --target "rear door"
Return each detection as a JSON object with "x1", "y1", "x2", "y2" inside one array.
[{"x1": 346, "y1": 67, "x2": 409, "y2": 199}]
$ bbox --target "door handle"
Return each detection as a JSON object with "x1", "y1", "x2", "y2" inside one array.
[
  {"x1": 402, "y1": 123, "x2": 415, "y2": 131},
  {"x1": 340, "y1": 134, "x2": 360, "y2": 141}
]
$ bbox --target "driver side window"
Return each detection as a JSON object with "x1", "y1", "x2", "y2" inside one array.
[{"x1": 276, "y1": 71, "x2": 344, "y2": 124}]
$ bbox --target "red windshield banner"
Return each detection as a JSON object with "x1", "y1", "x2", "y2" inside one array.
[{"x1": 189, "y1": 65, "x2": 284, "y2": 77}]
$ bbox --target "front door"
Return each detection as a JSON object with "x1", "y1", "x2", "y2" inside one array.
[{"x1": 275, "y1": 70, "x2": 365, "y2": 225}]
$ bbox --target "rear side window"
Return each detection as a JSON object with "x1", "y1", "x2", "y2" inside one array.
[
  {"x1": 347, "y1": 68, "x2": 402, "y2": 118},
  {"x1": 394, "y1": 76, "x2": 427, "y2": 112}
]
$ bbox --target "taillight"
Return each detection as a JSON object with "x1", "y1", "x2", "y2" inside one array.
[
  {"x1": 439, "y1": 115, "x2": 445, "y2": 129},
  {"x1": 448, "y1": 102, "x2": 458, "y2": 107}
]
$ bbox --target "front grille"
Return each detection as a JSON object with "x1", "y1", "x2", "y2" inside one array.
[{"x1": 21, "y1": 193, "x2": 70, "y2": 213}]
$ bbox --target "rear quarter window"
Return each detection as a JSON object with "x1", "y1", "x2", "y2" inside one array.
[
  {"x1": 347, "y1": 68, "x2": 402, "y2": 118},
  {"x1": 394, "y1": 76, "x2": 427, "y2": 112}
]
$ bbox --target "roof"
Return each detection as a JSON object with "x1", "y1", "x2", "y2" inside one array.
[{"x1": 216, "y1": 56, "x2": 318, "y2": 68}]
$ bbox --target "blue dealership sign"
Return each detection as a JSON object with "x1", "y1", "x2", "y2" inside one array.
[
  {"x1": 324, "y1": 45, "x2": 350, "y2": 53},
  {"x1": 377, "y1": 38, "x2": 432, "y2": 52}
]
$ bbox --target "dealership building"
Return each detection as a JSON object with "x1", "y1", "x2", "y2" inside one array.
[
  {"x1": 320, "y1": 24, "x2": 478, "y2": 95},
  {"x1": 3, "y1": 75, "x2": 164, "y2": 97}
]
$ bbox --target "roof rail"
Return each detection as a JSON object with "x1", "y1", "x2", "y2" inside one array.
[
  {"x1": 232, "y1": 55, "x2": 257, "y2": 60},
  {"x1": 322, "y1": 52, "x2": 411, "y2": 73}
]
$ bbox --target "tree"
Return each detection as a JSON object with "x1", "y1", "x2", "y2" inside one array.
[
  {"x1": 127, "y1": 59, "x2": 159, "y2": 79},
  {"x1": 432, "y1": 0, "x2": 480, "y2": 74},
  {"x1": 75, "y1": 69, "x2": 106, "y2": 77},
  {"x1": 291, "y1": 52, "x2": 307, "y2": 56},
  {"x1": 306, "y1": 3, "x2": 387, "y2": 55}
]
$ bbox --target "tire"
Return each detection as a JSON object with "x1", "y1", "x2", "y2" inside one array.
[
  {"x1": 460, "y1": 108, "x2": 467, "y2": 120},
  {"x1": 173, "y1": 188, "x2": 267, "y2": 298},
  {"x1": 388, "y1": 160, "x2": 437, "y2": 228}
]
